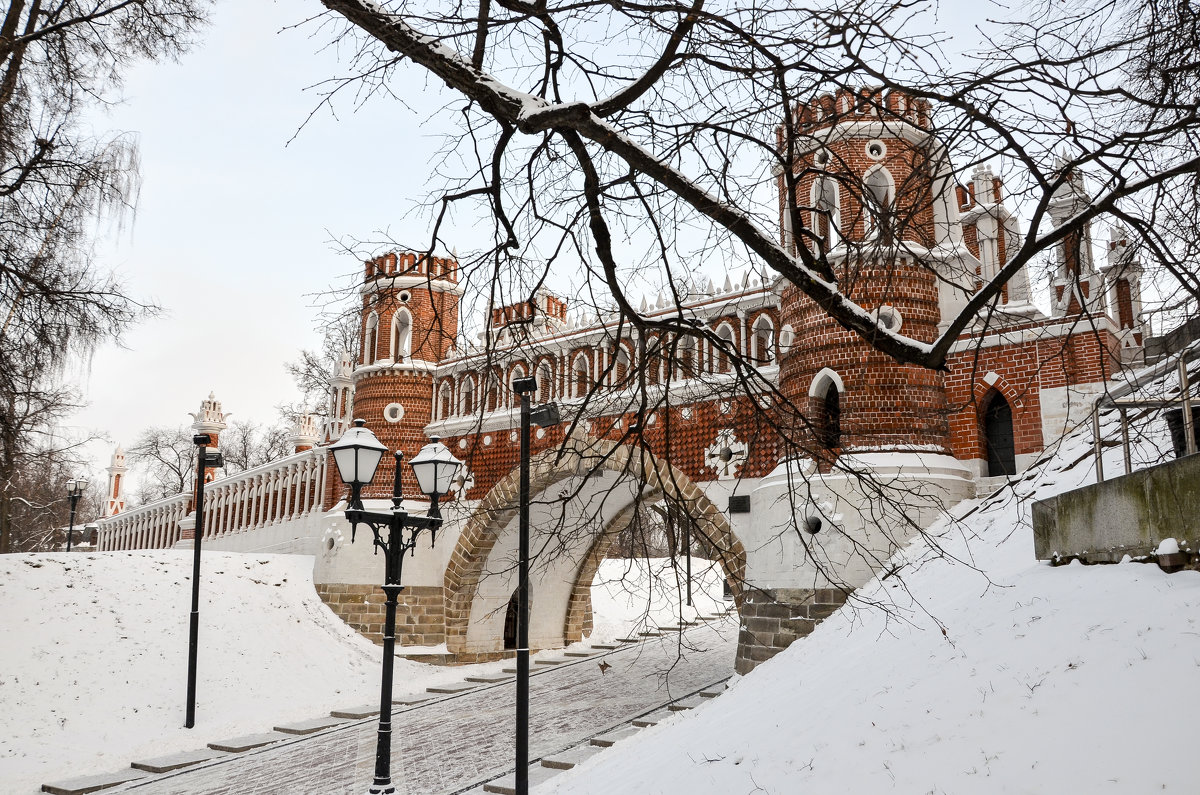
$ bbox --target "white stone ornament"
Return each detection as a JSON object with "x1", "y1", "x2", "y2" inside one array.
[
  {"x1": 704, "y1": 428, "x2": 749, "y2": 480},
  {"x1": 383, "y1": 403, "x2": 405, "y2": 423}
]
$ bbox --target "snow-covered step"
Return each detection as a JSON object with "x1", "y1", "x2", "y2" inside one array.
[
  {"x1": 614, "y1": 636, "x2": 642, "y2": 643},
  {"x1": 206, "y1": 732, "x2": 289, "y2": 753},
  {"x1": 590, "y1": 725, "x2": 641, "y2": 747},
  {"x1": 273, "y1": 716, "x2": 353, "y2": 735},
  {"x1": 699, "y1": 683, "x2": 728, "y2": 698},
  {"x1": 667, "y1": 696, "x2": 705, "y2": 712},
  {"x1": 563, "y1": 649, "x2": 599, "y2": 657},
  {"x1": 131, "y1": 748, "x2": 227, "y2": 773},
  {"x1": 534, "y1": 657, "x2": 569, "y2": 666},
  {"x1": 589, "y1": 643, "x2": 621, "y2": 649},
  {"x1": 541, "y1": 743, "x2": 606, "y2": 770},
  {"x1": 632, "y1": 710, "x2": 672, "y2": 727},
  {"x1": 394, "y1": 692, "x2": 435, "y2": 705},
  {"x1": 465, "y1": 673, "x2": 513, "y2": 683},
  {"x1": 330, "y1": 705, "x2": 379, "y2": 719},
  {"x1": 638, "y1": 630, "x2": 664, "y2": 637},
  {"x1": 41, "y1": 769, "x2": 150, "y2": 794},
  {"x1": 426, "y1": 681, "x2": 479, "y2": 694},
  {"x1": 482, "y1": 763, "x2": 563, "y2": 793}
]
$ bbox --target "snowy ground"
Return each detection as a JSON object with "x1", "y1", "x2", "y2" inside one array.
[
  {"x1": 542, "y1": 362, "x2": 1200, "y2": 794},
  {"x1": 0, "y1": 551, "x2": 717, "y2": 794}
]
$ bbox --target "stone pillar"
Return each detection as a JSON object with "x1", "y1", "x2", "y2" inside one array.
[{"x1": 735, "y1": 587, "x2": 848, "y2": 675}]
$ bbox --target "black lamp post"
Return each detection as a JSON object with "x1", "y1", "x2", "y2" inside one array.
[
  {"x1": 65, "y1": 478, "x2": 88, "y2": 552},
  {"x1": 185, "y1": 434, "x2": 224, "y2": 729},
  {"x1": 510, "y1": 377, "x2": 560, "y2": 795},
  {"x1": 330, "y1": 419, "x2": 462, "y2": 795}
]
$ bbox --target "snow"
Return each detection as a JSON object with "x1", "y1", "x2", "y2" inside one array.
[
  {"x1": 587, "y1": 556, "x2": 729, "y2": 641},
  {"x1": 1156, "y1": 537, "x2": 1181, "y2": 555},
  {"x1": 0, "y1": 549, "x2": 713, "y2": 793},
  {"x1": 541, "y1": 361, "x2": 1200, "y2": 793}
]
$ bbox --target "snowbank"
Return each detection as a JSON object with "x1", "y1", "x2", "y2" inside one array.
[
  {"x1": 0, "y1": 551, "x2": 501, "y2": 793},
  {"x1": 543, "y1": 369, "x2": 1200, "y2": 793}
]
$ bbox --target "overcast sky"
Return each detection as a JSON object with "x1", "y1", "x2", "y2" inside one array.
[
  {"x1": 65, "y1": 1, "x2": 468, "y2": 478},
  {"x1": 62, "y1": 1, "x2": 1008, "y2": 485}
]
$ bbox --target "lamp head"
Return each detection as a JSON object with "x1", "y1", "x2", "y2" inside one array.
[
  {"x1": 409, "y1": 436, "x2": 464, "y2": 501},
  {"x1": 329, "y1": 419, "x2": 387, "y2": 496}
]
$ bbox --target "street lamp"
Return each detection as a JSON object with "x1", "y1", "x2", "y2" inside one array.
[
  {"x1": 65, "y1": 478, "x2": 88, "y2": 552},
  {"x1": 330, "y1": 420, "x2": 462, "y2": 795},
  {"x1": 511, "y1": 376, "x2": 560, "y2": 795},
  {"x1": 185, "y1": 434, "x2": 224, "y2": 729}
]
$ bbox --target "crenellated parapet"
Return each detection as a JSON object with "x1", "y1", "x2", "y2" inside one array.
[{"x1": 786, "y1": 86, "x2": 933, "y2": 135}]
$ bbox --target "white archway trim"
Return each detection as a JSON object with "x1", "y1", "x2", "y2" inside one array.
[{"x1": 808, "y1": 367, "x2": 845, "y2": 397}]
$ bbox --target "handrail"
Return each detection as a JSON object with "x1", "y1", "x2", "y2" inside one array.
[{"x1": 1094, "y1": 352, "x2": 1197, "y2": 482}]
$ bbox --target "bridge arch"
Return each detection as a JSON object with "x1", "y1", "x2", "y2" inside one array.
[{"x1": 443, "y1": 436, "x2": 746, "y2": 655}]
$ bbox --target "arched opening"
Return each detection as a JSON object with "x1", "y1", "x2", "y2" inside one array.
[
  {"x1": 864, "y1": 166, "x2": 894, "y2": 244},
  {"x1": 983, "y1": 391, "x2": 1016, "y2": 476},
  {"x1": 438, "y1": 380, "x2": 453, "y2": 419},
  {"x1": 572, "y1": 354, "x2": 590, "y2": 398},
  {"x1": 751, "y1": 316, "x2": 774, "y2": 364},
  {"x1": 809, "y1": 369, "x2": 845, "y2": 452},
  {"x1": 536, "y1": 361, "x2": 554, "y2": 403},
  {"x1": 613, "y1": 345, "x2": 631, "y2": 387},
  {"x1": 443, "y1": 438, "x2": 747, "y2": 656},
  {"x1": 461, "y1": 375, "x2": 476, "y2": 415},
  {"x1": 503, "y1": 588, "x2": 520, "y2": 650},
  {"x1": 392, "y1": 309, "x2": 412, "y2": 362},
  {"x1": 363, "y1": 312, "x2": 379, "y2": 365},
  {"x1": 810, "y1": 176, "x2": 840, "y2": 253},
  {"x1": 715, "y1": 324, "x2": 736, "y2": 373}
]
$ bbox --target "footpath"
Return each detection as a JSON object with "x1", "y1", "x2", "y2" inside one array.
[{"x1": 43, "y1": 614, "x2": 737, "y2": 795}]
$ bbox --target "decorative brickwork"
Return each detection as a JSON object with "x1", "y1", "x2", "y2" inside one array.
[{"x1": 734, "y1": 587, "x2": 848, "y2": 675}]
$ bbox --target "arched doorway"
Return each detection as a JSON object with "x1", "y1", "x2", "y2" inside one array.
[
  {"x1": 443, "y1": 436, "x2": 747, "y2": 656},
  {"x1": 983, "y1": 391, "x2": 1016, "y2": 476},
  {"x1": 503, "y1": 589, "x2": 520, "y2": 650}
]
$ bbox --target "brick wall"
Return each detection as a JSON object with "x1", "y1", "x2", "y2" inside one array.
[{"x1": 315, "y1": 583, "x2": 446, "y2": 647}]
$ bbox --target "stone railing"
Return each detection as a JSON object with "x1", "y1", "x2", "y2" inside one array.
[
  {"x1": 97, "y1": 493, "x2": 191, "y2": 551},
  {"x1": 97, "y1": 448, "x2": 329, "y2": 551},
  {"x1": 200, "y1": 448, "x2": 328, "y2": 539}
]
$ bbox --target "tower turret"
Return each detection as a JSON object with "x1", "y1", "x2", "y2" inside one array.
[
  {"x1": 103, "y1": 444, "x2": 126, "y2": 518},
  {"x1": 776, "y1": 87, "x2": 955, "y2": 456},
  {"x1": 188, "y1": 391, "x2": 228, "y2": 484},
  {"x1": 350, "y1": 250, "x2": 463, "y2": 499}
]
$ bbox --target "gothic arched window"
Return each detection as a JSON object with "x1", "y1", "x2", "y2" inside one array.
[
  {"x1": 392, "y1": 309, "x2": 412, "y2": 362},
  {"x1": 864, "y1": 167, "x2": 895, "y2": 244},
  {"x1": 364, "y1": 312, "x2": 379, "y2": 365},
  {"x1": 715, "y1": 323, "x2": 736, "y2": 373},
  {"x1": 461, "y1": 375, "x2": 476, "y2": 415},
  {"x1": 809, "y1": 368, "x2": 845, "y2": 451},
  {"x1": 573, "y1": 354, "x2": 590, "y2": 398},
  {"x1": 536, "y1": 361, "x2": 554, "y2": 403},
  {"x1": 810, "y1": 176, "x2": 840, "y2": 253},
  {"x1": 751, "y1": 316, "x2": 774, "y2": 364}
]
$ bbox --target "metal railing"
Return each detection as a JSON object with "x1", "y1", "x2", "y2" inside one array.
[{"x1": 1093, "y1": 354, "x2": 1196, "y2": 482}]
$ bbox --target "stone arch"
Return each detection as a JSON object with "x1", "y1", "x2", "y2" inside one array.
[{"x1": 443, "y1": 435, "x2": 747, "y2": 655}]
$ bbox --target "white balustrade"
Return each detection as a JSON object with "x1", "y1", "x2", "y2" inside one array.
[{"x1": 96, "y1": 448, "x2": 329, "y2": 550}]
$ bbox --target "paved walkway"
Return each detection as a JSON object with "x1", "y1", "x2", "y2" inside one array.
[{"x1": 111, "y1": 621, "x2": 737, "y2": 795}]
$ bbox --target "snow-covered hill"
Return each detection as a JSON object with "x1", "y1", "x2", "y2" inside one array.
[
  {"x1": 543, "y1": 361, "x2": 1200, "y2": 794},
  {"x1": 0, "y1": 550, "x2": 722, "y2": 793}
]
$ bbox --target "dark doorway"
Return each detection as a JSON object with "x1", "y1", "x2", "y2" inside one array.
[
  {"x1": 816, "y1": 382, "x2": 842, "y2": 450},
  {"x1": 503, "y1": 589, "x2": 520, "y2": 650},
  {"x1": 984, "y1": 392, "x2": 1016, "y2": 476}
]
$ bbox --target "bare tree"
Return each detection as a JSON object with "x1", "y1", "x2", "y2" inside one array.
[
  {"x1": 315, "y1": 0, "x2": 1199, "y2": 368},
  {"x1": 126, "y1": 425, "x2": 197, "y2": 504},
  {"x1": 0, "y1": 1, "x2": 212, "y2": 552}
]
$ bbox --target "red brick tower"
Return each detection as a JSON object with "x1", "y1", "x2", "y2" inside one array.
[
  {"x1": 349, "y1": 251, "x2": 461, "y2": 500},
  {"x1": 776, "y1": 88, "x2": 956, "y2": 456}
]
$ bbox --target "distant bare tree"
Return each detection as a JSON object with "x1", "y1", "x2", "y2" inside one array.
[{"x1": 0, "y1": 1, "x2": 212, "y2": 552}]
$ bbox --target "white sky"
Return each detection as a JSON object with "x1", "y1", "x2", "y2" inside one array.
[{"x1": 65, "y1": 2, "x2": 467, "y2": 476}]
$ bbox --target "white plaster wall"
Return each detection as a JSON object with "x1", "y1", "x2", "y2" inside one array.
[
  {"x1": 176, "y1": 513, "x2": 328, "y2": 556},
  {"x1": 1039, "y1": 382, "x2": 1109, "y2": 447},
  {"x1": 312, "y1": 498, "x2": 469, "y2": 587},
  {"x1": 748, "y1": 452, "x2": 974, "y2": 590}
]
